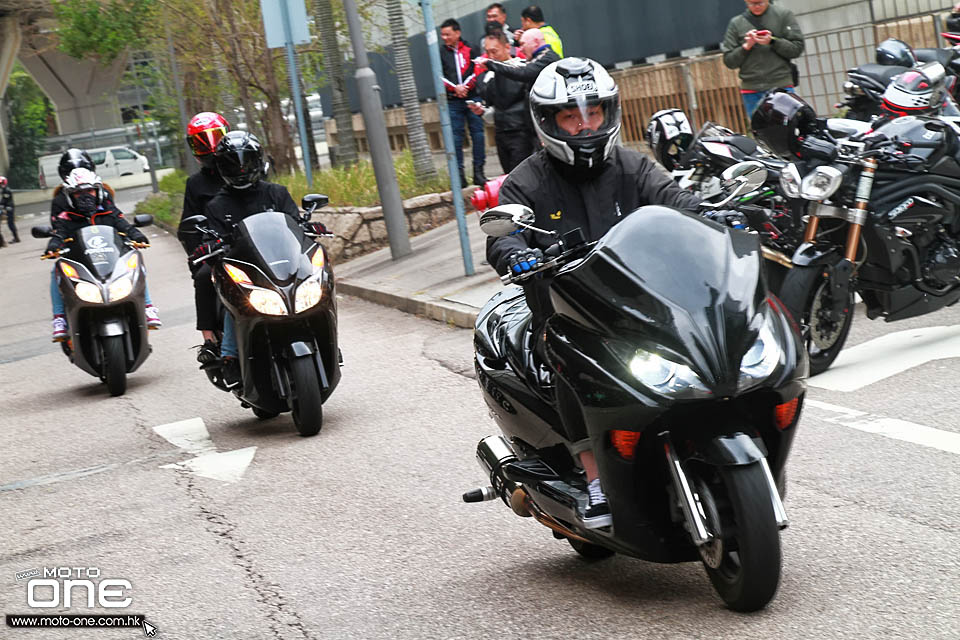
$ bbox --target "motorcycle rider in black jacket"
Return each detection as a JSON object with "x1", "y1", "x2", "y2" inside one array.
[
  {"x1": 189, "y1": 131, "x2": 302, "y2": 387},
  {"x1": 0, "y1": 175, "x2": 18, "y2": 244},
  {"x1": 488, "y1": 58, "x2": 701, "y2": 528},
  {"x1": 177, "y1": 112, "x2": 229, "y2": 363},
  {"x1": 49, "y1": 149, "x2": 98, "y2": 225}
]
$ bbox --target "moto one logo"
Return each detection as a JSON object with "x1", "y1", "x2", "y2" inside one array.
[
  {"x1": 86, "y1": 236, "x2": 108, "y2": 249},
  {"x1": 25, "y1": 567, "x2": 132, "y2": 609}
]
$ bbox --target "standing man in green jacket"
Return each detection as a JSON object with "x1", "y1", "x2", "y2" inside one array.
[
  {"x1": 722, "y1": 0, "x2": 804, "y2": 118},
  {"x1": 516, "y1": 5, "x2": 562, "y2": 57}
]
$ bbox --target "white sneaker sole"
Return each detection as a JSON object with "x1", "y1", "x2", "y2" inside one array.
[{"x1": 581, "y1": 512, "x2": 613, "y2": 529}]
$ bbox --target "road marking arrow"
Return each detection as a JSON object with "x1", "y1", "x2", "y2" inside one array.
[{"x1": 153, "y1": 418, "x2": 256, "y2": 483}]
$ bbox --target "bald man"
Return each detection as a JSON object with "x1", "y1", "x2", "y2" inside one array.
[{"x1": 479, "y1": 28, "x2": 561, "y2": 88}]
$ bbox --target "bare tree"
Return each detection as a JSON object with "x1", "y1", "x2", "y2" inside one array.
[{"x1": 314, "y1": 0, "x2": 359, "y2": 166}]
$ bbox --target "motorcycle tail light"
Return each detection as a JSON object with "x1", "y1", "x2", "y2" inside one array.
[
  {"x1": 224, "y1": 263, "x2": 252, "y2": 285},
  {"x1": 774, "y1": 397, "x2": 800, "y2": 430},
  {"x1": 610, "y1": 430, "x2": 641, "y2": 460},
  {"x1": 60, "y1": 262, "x2": 79, "y2": 279}
]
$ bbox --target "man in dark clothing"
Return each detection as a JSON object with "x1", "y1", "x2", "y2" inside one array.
[
  {"x1": 487, "y1": 58, "x2": 700, "y2": 530},
  {"x1": 477, "y1": 28, "x2": 560, "y2": 120},
  {"x1": 439, "y1": 18, "x2": 486, "y2": 186},
  {"x1": 177, "y1": 112, "x2": 230, "y2": 361},
  {"x1": 0, "y1": 176, "x2": 18, "y2": 244},
  {"x1": 471, "y1": 32, "x2": 537, "y2": 173},
  {"x1": 49, "y1": 149, "x2": 97, "y2": 225}
]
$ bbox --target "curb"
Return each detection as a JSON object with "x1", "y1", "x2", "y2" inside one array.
[{"x1": 337, "y1": 281, "x2": 479, "y2": 329}]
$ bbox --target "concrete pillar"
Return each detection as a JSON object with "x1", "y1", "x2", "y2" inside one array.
[
  {"x1": 0, "y1": 16, "x2": 23, "y2": 176},
  {"x1": 18, "y1": 31, "x2": 125, "y2": 137}
]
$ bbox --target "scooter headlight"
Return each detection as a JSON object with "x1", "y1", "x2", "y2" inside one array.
[
  {"x1": 295, "y1": 277, "x2": 323, "y2": 313},
  {"x1": 108, "y1": 275, "x2": 133, "y2": 301},
  {"x1": 628, "y1": 349, "x2": 710, "y2": 396},
  {"x1": 779, "y1": 163, "x2": 802, "y2": 199},
  {"x1": 800, "y1": 166, "x2": 843, "y2": 201},
  {"x1": 74, "y1": 281, "x2": 103, "y2": 303},
  {"x1": 248, "y1": 288, "x2": 288, "y2": 315},
  {"x1": 738, "y1": 314, "x2": 783, "y2": 391}
]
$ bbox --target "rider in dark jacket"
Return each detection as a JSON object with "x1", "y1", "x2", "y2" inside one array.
[
  {"x1": 0, "y1": 176, "x2": 18, "y2": 244},
  {"x1": 49, "y1": 149, "x2": 97, "y2": 225}
]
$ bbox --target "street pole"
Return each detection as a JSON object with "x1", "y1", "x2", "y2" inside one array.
[
  {"x1": 342, "y1": 0, "x2": 411, "y2": 259},
  {"x1": 278, "y1": 0, "x2": 313, "y2": 187},
  {"x1": 419, "y1": 0, "x2": 474, "y2": 276}
]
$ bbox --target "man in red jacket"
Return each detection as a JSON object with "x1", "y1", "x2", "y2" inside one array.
[{"x1": 439, "y1": 18, "x2": 487, "y2": 186}]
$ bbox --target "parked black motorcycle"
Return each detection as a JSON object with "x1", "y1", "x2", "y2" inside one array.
[
  {"x1": 32, "y1": 215, "x2": 155, "y2": 396},
  {"x1": 465, "y1": 202, "x2": 807, "y2": 611},
  {"x1": 756, "y1": 91, "x2": 960, "y2": 374},
  {"x1": 180, "y1": 195, "x2": 340, "y2": 436}
]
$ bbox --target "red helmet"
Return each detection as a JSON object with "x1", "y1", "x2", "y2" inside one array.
[
  {"x1": 187, "y1": 112, "x2": 230, "y2": 157},
  {"x1": 470, "y1": 174, "x2": 507, "y2": 211},
  {"x1": 0, "y1": 176, "x2": 7, "y2": 188}
]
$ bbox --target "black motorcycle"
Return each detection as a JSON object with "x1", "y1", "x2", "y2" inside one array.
[
  {"x1": 766, "y1": 106, "x2": 960, "y2": 374},
  {"x1": 180, "y1": 195, "x2": 340, "y2": 436},
  {"x1": 32, "y1": 215, "x2": 155, "y2": 396},
  {"x1": 465, "y1": 202, "x2": 807, "y2": 611}
]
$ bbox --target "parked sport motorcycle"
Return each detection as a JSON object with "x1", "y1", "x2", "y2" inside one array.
[
  {"x1": 32, "y1": 215, "x2": 155, "y2": 396},
  {"x1": 179, "y1": 194, "x2": 340, "y2": 436},
  {"x1": 464, "y1": 198, "x2": 807, "y2": 612},
  {"x1": 757, "y1": 91, "x2": 960, "y2": 374}
]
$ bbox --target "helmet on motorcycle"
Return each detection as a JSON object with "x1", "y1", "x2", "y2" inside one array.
[
  {"x1": 58, "y1": 148, "x2": 95, "y2": 182},
  {"x1": 187, "y1": 112, "x2": 230, "y2": 167},
  {"x1": 948, "y1": 13, "x2": 960, "y2": 34},
  {"x1": 645, "y1": 109, "x2": 694, "y2": 171},
  {"x1": 529, "y1": 57, "x2": 621, "y2": 169},
  {"x1": 63, "y1": 167, "x2": 104, "y2": 213},
  {"x1": 881, "y1": 63, "x2": 947, "y2": 116},
  {"x1": 0, "y1": 176, "x2": 6, "y2": 188},
  {"x1": 875, "y1": 38, "x2": 918, "y2": 67},
  {"x1": 751, "y1": 90, "x2": 818, "y2": 159},
  {"x1": 214, "y1": 131, "x2": 264, "y2": 189}
]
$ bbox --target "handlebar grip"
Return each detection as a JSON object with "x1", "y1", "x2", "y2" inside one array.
[{"x1": 191, "y1": 247, "x2": 225, "y2": 266}]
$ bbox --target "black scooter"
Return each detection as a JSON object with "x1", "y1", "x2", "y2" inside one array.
[
  {"x1": 465, "y1": 203, "x2": 807, "y2": 612},
  {"x1": 179, "y1": 195, "x2": 340, "y2": 436},
  {"x1": 32, "y1": 215, "x2": 155, "y2": 396}
]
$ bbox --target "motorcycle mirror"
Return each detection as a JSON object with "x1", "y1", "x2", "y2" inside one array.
[
  {"x1": 178, "y1": 214, "x2": 208, "y2": 235},
  {"x1": 133, "y1": 214, "x2": 154, "y2": 227},
  {"x1": 302, "y1": 194, "x2": 329, "y2": 211},
  {"x1": 478, "y1": 204, "x2": 533, "y2": 237},
  {"x1": 721, "y1": 161, "x2": 767, "y2": 195},
  {"x1": 31, "y1": 225, "x2": 53, "y2": 239}
]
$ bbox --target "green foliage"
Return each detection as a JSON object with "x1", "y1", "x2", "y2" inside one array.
[
  {"x1": 54, "y1": 0, "x2": 158, "y2": 63},
  {"x1": 133, "y1": 169, "x2": 188, "y2": 227},
  {"x1": 158, "y1": 169, "x2": 189, "y2": 195},
  {"x1": 4, "y1": 65, "x2": 53, "y2": 188}
]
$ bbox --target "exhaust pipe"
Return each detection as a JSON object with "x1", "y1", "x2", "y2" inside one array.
[{"x1": 464, "y1": 435, "x2": 520, "y2": 507}]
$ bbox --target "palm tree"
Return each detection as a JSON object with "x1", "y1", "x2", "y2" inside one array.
[
  {"x1": 314, "y1": 0, "x2": 359, "y2": 166},
  {"x1": 387, "y1": 0, "x2": 437, "y2": 181}
]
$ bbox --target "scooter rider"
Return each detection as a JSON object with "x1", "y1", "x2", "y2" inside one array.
[
  {"x1": 177, "y1": 112, "x2": 230, "y2": 364},
  {"x1": 0, "y1": 176, "x2": 18, "y2": 244},
  {"x1": 487, "y1": 57, "x2": 703, "y2": 528},
  {"x1": 45, "y1": 168, "x2": 160, "y2": 341},
  {"x1": 190, "y1": 131, "x2": 304, "y2": 387},
  {"x1": 50, "y1": 149, "x2": 97, "y2": 225}
]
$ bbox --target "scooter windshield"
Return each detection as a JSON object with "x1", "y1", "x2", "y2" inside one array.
[
  {"x1": 232, "y1": 211, "x2": 306, "y2": 283},
  {"x1": 75, "y1": 225, "x2": 123, "y2": 281}
]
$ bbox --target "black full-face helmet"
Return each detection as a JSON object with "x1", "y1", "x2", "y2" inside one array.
[
  {"x1": 214, "y1": 131, "x2": 264, "y2": 189},
  {"x1": 875, "y1": 38, "x2": 918, "y2": 68},
  {"x1": 751, "y1": 90, "x2": 818, "y2": 159},
  {"x1": 646, "y1": 109, "x2": 694, "y2": 171},
  {"x1": 58, "y1": 148, "x2": 96, "y2": 182}
]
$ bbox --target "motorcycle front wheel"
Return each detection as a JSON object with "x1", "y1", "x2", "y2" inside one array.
[
  {"x1": 779, "y1": 264, "x2": 854, "y2": 376},
  {"x1": 288, "y1": 356, "x2": 323, "y2": 437},
  {"x1": 697, "y1": 463, "x2": 781, "y2": 612},
  {"x1": 101, "y1": 335, "x2": 127, "y2": 397}
]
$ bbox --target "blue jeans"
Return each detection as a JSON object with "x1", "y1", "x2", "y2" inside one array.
[
  {"x1": 51, "y1": 268, "x2": 153, "y2": 316},
  {"x1": 221, "y1": 312, "x2": 237, "y2": 359},
  {"x1": 448, "y1": 99, "x2": 486, "y2": 177},
  {"x1": 741, "y1": 87, "x2": 795, "y2": 119}
]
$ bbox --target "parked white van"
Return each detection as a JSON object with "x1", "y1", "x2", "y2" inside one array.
[{"x1": 37, "y1": 146, "x2": 150, "y2": 188}]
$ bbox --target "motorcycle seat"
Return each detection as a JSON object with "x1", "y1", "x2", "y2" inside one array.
[
  {"x1": 701, "y1": 135, "x2": 758, "y2": 158},
  {"x1": 914, "y1": 48, "x2": 957, "y2": 67},
  {"x1": 850, "y1": 63, "x2": 910, "y2": 85}
]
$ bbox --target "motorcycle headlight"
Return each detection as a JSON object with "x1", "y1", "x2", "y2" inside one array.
[
  {"x1": 628, "y1": 349, "x2": 710, "y2": 397},
  {"x1": 779, "y1": 163, "x2": 802, "y2": 199},
  {"x1": 248, "y1": 288, "x2": 287, "y2": 315},
  {"x1": 108, "y1": 275, "x2": 133, "y2": 301},
  {"x1": 800, "y1": 166, "x2": 843, "y2": 201},
  {"x1": 295, "y1": 277, "x2": 323, "y2": 313},
  {"x1": 74, "y1": 281, "x2": 103, "y2": 303},
  {"x1": 738, "y1": 315, "x2": 783, "y2": 391}
]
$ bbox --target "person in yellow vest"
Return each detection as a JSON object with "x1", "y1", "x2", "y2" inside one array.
[{"x1": 514, "y1": 5, "x2": 563, "y2": 57}]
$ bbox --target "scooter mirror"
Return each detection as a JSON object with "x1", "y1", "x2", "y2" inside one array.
[
  {"x1": 302, "y1": 194, "x2": 329, "y2": 211},
  {"x1": 479, "y1": 204, "x2": 534, "y2": 237},
  {"x1": 179, "y1": 215, "x2": 208, "y2": 235},
  {"x1": 31, "y1": 225, "x2": 52, "y2": 239},
  {"x1": 133, "y1": 214, "x2": 154, "y2": 227},
  {"x1": 721, "y1": 160, "x2": 767, "y2": 196}
]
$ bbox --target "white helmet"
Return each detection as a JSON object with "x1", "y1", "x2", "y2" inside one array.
[
  {"x1": 63, "y1": 167, "x2": 104, "y2": 210},
  {"x1": 529, "y1": 57, "x2": 621, "y2": 169}
]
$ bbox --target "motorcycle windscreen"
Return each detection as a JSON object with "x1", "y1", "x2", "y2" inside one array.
[
  {"x1": 550, "y1": 206, "x2": 767, "y2": 383},
  {"x1": 231, "y1": 211, "x2": 307, "y2": 283},
  {"x1": 75, "y1": 225, "x2": 123, "y2": 280}
]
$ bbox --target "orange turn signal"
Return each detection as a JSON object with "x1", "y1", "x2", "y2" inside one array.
[
  {"x1": 311, "y1": 247, "x2": 325, "y2": 271},
  {"x1": 610, "y1": 430, "x2": 642, "y2": 460},
  {"x1": 224, "y1": 263, "x2": 252, "y2": 285},
  {"x1": 60, "y1": 262, "x2": 79, "y2": 279},
  {"x1": 774, "y1": 397, "x2": 800, "y2": 430}
]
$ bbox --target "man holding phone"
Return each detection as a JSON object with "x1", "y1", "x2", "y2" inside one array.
[{"x1": 722, "y1": 0, "x2": 804, "y2": 118}]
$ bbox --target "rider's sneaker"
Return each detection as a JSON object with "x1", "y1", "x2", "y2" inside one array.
[
  {"x1": 51, "y1": 315, "x2": 68, "y2": 342},
  {"x1": 581, "y1": 478, "x2": 613, "y2": 529},
  {"x1": 221, "y1": 356, "x2": 241, "y2": 389},
  {"x1": 145, "y1": 305, "x2": 162, "y2": 329},
  {"x1": 197, "y1": 339, "x2": 220, "y2": 365}
]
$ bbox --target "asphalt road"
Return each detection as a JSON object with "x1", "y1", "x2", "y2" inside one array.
[{"x1": 1, "y1": 218, "x2": 959, "y2": 639}]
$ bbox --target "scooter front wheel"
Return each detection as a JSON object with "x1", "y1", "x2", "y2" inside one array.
[
  {"x1": 567, "y1": 537, "x2": 615, "y2": 560},
  {"x1": 101, "y1": 335, "x2": 127, "y2": 397},
  {"x1": 288, "y1": 356, "x2": 323, "y2": 437}
]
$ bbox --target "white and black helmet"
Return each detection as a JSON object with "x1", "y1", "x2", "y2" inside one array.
[
  {"x1": 529, "y1": 57, "x2": 621, "y2": 169},
  {"x1": 881, "y1": 62, "x2": 948, "y2": 116},
  {"x1": 63, "y1": 167, "x2": 104, "y2": 208},
  {"x1": 646, "y1": 109, "x2": 694, "y2": 171}
]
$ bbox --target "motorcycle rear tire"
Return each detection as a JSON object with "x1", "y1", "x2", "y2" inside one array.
[
  {"x1": 288, "y1": 356, "x2": 323, "y2": 437},
  {"x1": 702, "y1": 462, "x2": 781, "y2": 612},
  {"x1": 101, "y1": 335, "x2": 127, "y2": 397},
  {"x1": 567, "y1": 537, "x2": 615, "y2": 560},
  {"x1": 779, "y1": 264, "x2": 854, "y2": 376}
]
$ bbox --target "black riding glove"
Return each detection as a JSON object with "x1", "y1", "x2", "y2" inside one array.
[{"x1": 506, "y1": 247, "x2": 544, "y2": 274}]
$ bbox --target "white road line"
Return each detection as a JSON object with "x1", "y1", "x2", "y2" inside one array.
[
  {"x1": 809, "y1": 325, "x2": 960, "y2": 392},
  {"x1": 806, "y1": 399, "x2": 960, "y2": 455},
  {"x1": 160, "y1": 447, "x2": 257, "y2": 483},
  {"x1": 153, "y1": 417, "x2": 217, "y2": 455}
]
